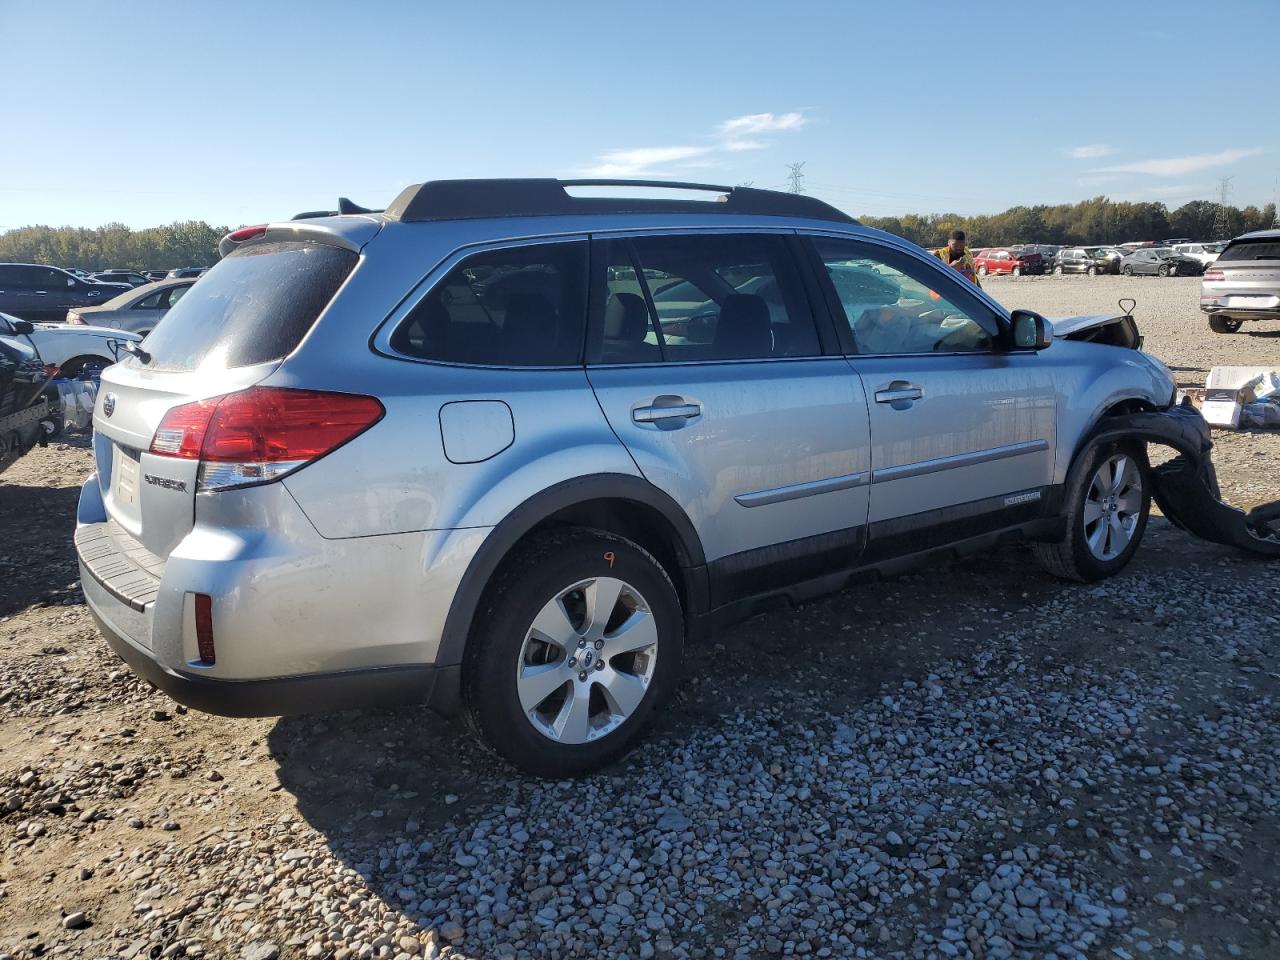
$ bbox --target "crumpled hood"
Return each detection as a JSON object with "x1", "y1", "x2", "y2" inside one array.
[{"x1": 1050, "y1": 314, "x2": 1122, "y2": 336}]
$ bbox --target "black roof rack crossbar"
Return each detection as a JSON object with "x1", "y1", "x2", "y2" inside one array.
[{"x1": 383, "y1": 178, "x2": 857, "y2": 225}]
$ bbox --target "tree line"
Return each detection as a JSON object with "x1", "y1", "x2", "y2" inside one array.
[
  {"x1": 0, "y1": 221, "x2": 229, "y2": 271},
  {"x1": 0, "y1": 194, "x2": 1276, "y2": 269},
  {"x1": 858, "y1": 196, "x2": 1277, "y2": 249}
]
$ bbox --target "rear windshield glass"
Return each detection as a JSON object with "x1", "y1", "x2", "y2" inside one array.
[
  {"x1": 140, "y1": 241, "x2": 356, "y2": 371},
  {"x1": 1217, "y1": 239, "x2": 1280, "y2": 263}
]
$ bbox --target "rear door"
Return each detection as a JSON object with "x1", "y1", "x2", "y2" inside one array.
[
  {"x1": 91, "y1": 239, "x2": 359, "y2": 559},
  {"x1": 585, "y1": 231, "x2": 871, "y2": 600},
  {"x1": 805, "y1": 235, "x2": 1057, "y2": 556}
]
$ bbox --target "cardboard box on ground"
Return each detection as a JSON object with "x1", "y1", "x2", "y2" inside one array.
[{"x1": 1183, "y1": 367, "x2": 1280, "y2": 429}]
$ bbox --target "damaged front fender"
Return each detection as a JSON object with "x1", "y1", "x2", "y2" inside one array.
[{"x1": 1079, "y1": 401, "x2": 1280, "y2": 556}]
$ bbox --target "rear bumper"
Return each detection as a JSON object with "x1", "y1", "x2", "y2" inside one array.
[{"x1": 88, "y1": 597, "x2": 439, "y2": 717}]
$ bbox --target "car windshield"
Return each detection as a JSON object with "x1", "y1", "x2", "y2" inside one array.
[{"x1": 1217, "y1": 239, "x2": 1280, "y2": 262}]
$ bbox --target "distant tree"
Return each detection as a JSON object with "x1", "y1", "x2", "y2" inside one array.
[
  {"x1": 855, "y1": 194, "x2": 1266, "y2": 248},
  {"x1": 0, "y1": 221, "x2": 230, "y2": 271}
]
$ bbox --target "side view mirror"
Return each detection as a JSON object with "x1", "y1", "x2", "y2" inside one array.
[
  {"x1": 1009, "y1": 309, "x2": 1052, "y2": 350},
  {"x1": 10, "y1": 319, "x2": 35, "y2": 334}
]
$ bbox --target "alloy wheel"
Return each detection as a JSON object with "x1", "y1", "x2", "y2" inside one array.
[
  {"x1": 515, "y1": 577, "x2": 658, "y2": 744},
  {"x1": 1083, "y1": 454, "x2": 1143, "y2": 561}
]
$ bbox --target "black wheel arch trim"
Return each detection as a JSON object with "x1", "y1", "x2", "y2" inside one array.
[{"x1": 434, "y1": 473, "x2": 708, "y2": 672}]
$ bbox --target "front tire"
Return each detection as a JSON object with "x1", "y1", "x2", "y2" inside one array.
[
  {"x1": 1158, "y1": 264, "x2": 1170, "y2": 277},
  {"x1": 1012, "y1": 265, "x2": 1022, "y2": 276},
  {"x1": 977, "y1": 264, "x2": 988, "y2": 277},
  {"x1": 1122, "y1": 265, "x2": 1133, "y2": 276},
  {"x1": 1208, "y1": 315, "x2": 1243, "y2": 334},
  {"x1": 1033, "y1": 440, "x2": 1151, "y2": 583},
  {"x1": 463, "y1": 528, "x2": 684, "y2": 777},
  {"x1": 1054, "y1": 265, "x2": 1064, "y2": 275}
]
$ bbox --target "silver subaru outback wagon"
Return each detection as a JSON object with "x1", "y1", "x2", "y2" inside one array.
[{"x1": 77, "y1": 179, "x2": 1175, "y2": 777}]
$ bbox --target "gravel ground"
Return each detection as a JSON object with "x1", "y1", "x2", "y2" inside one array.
[{"x1": 1, "y1": 275, "x2": 1278, "y2": 960}]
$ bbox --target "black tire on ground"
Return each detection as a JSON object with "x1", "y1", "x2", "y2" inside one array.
[
  {"x1": 1053, "y1": 265, "x2": 1063, "y2": 275},
  {"x1": 462, "y1": 527, "x2": 684, "y2": 777},
  {"x1": 1158, "y1": 264, "x2": 1170, "y2": 277},
  {"x1": 1085, "y1": 265, "x2": 1096, "y2": 276},
  {"x1": 1012, "y1": 265, "x2": 1022, "y2": 276},
  {"x1": 977, "y1": 265, "x2": 987, "y2": 276},
  {"x1": 1122, "y1": 265, "x2": 1133, "y2": 276},
  {"x1": 1032, "y1": 439, "x2": 1151, "y2": 583},
  {"x1": 1208, "y1": 315, "x2": 1243, "y2": 334}
]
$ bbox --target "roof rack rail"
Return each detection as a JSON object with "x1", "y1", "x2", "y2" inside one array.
[{"x1": 383, "y1": 178, "x2": 857, "y2": 225}]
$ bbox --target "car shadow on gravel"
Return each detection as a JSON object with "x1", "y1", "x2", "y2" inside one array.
[
  {"x1": 0, "y1": 479, "x2": 84, "y2": 617},
  {"x1": 265, "y1": 534, "x2": 1175, "y2": 913}
]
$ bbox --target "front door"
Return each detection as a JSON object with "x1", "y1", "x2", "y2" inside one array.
[
  {"x1": 805, "y1": 235, "x2": 1057, "y2": 558},
  {"x1": 585, "y1": 231, "x2": 871, "y2": 604}
]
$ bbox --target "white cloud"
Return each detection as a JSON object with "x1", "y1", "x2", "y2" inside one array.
[
  {"x1": 1094, "y1": 147, "x2": 1264, "y2": 177},
  {"x1": 1067, "y1": 144, "x2": 1114, "y2": 159},
  {"x1": 717, "y1": 112, "x2": 807, "y2": 138},
  {"x1": 582, "y1": 110, "x2": 808, "y2": 177},
  {"x1": 584, "y1": 146, "x2": 713, "y2": 177}
]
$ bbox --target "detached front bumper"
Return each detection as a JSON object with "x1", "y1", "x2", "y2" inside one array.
[{"x1": 1086, "y1": 402, "x2": 1280, "y2": 556}]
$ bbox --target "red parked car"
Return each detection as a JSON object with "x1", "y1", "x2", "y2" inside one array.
[{"x1": 974, "y1": 248, "x2": 1045, "y2": 277}]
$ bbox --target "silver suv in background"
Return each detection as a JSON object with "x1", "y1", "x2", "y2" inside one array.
[
  {"x1": 77, "y1": 179, "x2": 1175, "y2": 776},
  {"x1": 1201, "y1": 230, "x2": 1280, "y2": 333}
]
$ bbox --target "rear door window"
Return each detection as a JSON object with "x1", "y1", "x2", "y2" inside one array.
[
  {"x1": 139, "y1": 240, "x2": 357, "y2": 372},
  {"x1": 589, "y1": 233, "x2": 821, "y2": 363},
  {"x1": 391, "y1": 241, "x2": 587, "y2": 366}
]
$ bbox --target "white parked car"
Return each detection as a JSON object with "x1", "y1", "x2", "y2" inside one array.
[
  {"x1": 0, "y1": 311, "x2": 141, "y2": 378},
  {"x1": 1173, "y1": 243, "x2": 1226, "y2": 268}
]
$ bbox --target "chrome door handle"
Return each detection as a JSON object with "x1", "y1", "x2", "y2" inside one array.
[
  {"x1": 35, "y1": 290, "x2": 48, "y2": 296},
  {"x1": 633, "y1": 401, "x2": 701, "y2": 423},
  {"x1": 875, "y1": 382, "x2": 923, "y2": 404}
]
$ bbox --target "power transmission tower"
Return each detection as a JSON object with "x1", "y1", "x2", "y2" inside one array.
[
  {"x1": 1211, "y1": 176, "x2": 1234, "y2": 238},
  {"x1": 786, "y1": 162, "x2": 806, "y2": 195}
]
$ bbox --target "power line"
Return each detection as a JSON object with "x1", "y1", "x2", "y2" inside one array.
[{"x1": 786, "y1": 162, "x2": 806, "y2": 195}]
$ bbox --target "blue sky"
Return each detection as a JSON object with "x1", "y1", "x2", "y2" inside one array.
[{"x1": 1, "y1": 0, "x2": 1275, "y2": 229}]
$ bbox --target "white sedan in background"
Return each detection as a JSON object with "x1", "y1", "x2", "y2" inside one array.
[
  {"x1": 1173, "y1": 242, "x2": 1227, "y2": 268},
  {"x1": 0, "y1": 311, "x2": 141, "y2": 379}
]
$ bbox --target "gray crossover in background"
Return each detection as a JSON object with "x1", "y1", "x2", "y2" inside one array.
[
  {"x1": 1200, "y1": 229, "x2": 1280, "y2": 333},
  {"x1": 67, "y1": 278, "x2": 196, "y2": 335},
  {"x1": 77, "y1": 179, "x2": 1176, "y2": 776}
]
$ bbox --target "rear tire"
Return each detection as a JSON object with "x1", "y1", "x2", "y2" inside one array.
[
  {"x1": 1208, "y1": 315, "x2": 1243, "y2": 334},
  {"x1": 463, "y1": 528, "x2": 684, "y2": 777},
  {"x1": 977, "y1": 265, "x2": 987, "y2": 277},
  {"x1": 60, "y1": 355, "x2": 111, "y2": 380},
  {"x1": 1012, "y1": 265, "x2": 1022, "y2": 276},
  {"x1": 1033, "y1": 440, "x2": 1151, "y2": 583},
  {"x1": 1158, "y1": 264, "x2": 1170, "y2": 277},
  {"x1": 1085, "y1": 265, "x2": 1096, "y2": 276}
]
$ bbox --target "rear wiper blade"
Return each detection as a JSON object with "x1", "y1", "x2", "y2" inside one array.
[{"x1": 121, "y1": 340, "x2": 152, "y2": 364}]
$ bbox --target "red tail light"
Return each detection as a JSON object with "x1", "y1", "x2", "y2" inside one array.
[
  {"x1": 1203, "y1": 270, "x2": 1224, "y2": 282},
  {"x1": 149, "y1": 387, "x2": 383, "y2": 491},
  {"x1": 227, "y1": 225, "x2": 267, "y2": 244}
]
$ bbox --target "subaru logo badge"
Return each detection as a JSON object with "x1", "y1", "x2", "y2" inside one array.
[{"x1": 103, "y1": 393, "x2": 116, "y2": 417}]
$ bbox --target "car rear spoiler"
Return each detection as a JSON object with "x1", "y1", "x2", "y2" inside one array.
[{"x1": 291, "y1": 198, "x2": 383, "y2": 221}]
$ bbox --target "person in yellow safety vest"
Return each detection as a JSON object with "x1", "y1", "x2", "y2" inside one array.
[{"x1": 932, "y1": 229, "x2": 981, "y2": 288}]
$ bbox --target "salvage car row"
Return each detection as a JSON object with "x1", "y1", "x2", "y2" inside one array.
[{"x1": 973, "y1": 242, "x2": 1224, "y2": 278}]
